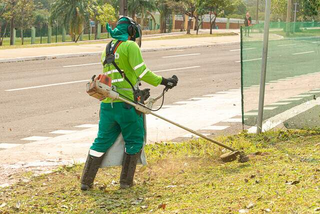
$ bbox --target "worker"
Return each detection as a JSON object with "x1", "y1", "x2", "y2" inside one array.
[{"x1": 81, "y1": 16, "x2": 178, "y2": 191}]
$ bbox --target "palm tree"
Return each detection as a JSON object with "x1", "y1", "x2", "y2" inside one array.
[
  {"x1": 128, "y1": 0, "x2": 155, "y2": 27},
  {"x1": 50, "y1": 0, "x2": 89, "y2": 42}
]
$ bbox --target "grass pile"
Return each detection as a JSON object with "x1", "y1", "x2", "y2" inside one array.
[{"x1": 0, "y1": 129, "x2": 320, "y2": 213}]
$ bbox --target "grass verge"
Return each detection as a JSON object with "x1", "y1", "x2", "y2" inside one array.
[
  {"x1": 0, "y1": 33, "x2": 237, "y2": 50},
  {"x1": 1, "y1": 129, "x2": 320, "y2": 213}
]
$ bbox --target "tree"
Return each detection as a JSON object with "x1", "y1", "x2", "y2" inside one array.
[
  {"x1": 169, "y1": 0, "x2": 197, "y2": 34},
  {"x1": 15, "y1": 0, "x2": 35, "y2": 45},
  {"x1": 89, "y1": 1, "x2": 116, "y2": 39},
  {"x1": 194, "y1": 0, "x2": 207, "y2": 35},
  {"x1": 301, "y1": 0, "x2": 320, "y2": 20},
  {"x1": 50, "y1": 0, "x2": 90, "y2": 42},
  {"x1": 155, "y1": 0, "x2": 171, "y2": 33},
  {"x1": 1, "y1": 0, "x2": 17, "y2": 45},
  {"x1": 204, "y1": 0, "x2": 232, "y2": 34},
  {"x1": 34, "y1": 9, "x2": 49, "y2": 43},
  {"x1": 0, "y1": 2, "x2": 8, "y2": 45},
  {"x1": 224, "y1": 0, "x2": 247, "y2": 18},
  {"x1": 127, "y1": 0, "x2": 155, "y2": 28}
]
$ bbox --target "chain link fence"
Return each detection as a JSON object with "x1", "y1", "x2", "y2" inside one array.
[{"x1": 241, "y1": 22, "x2": 320, "y2": 131}]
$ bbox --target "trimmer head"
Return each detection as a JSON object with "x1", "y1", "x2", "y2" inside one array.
[{"x1": 220, "y1": 151, "x2": 249, "y2": 163}]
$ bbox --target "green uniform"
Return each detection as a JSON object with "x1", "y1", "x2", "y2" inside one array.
[{"x1": 90, "y1": 40, "x2": 162, "y2": 155}]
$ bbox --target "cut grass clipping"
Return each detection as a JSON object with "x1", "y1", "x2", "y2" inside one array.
[{"x1": 1, "y1": 129, "x2": 320, "y2": 213}]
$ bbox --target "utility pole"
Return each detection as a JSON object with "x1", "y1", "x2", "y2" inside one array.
[
  {"x1": 286, "y1": 0, "x2": 292, "y2": 36},
  {"x1": 256, "y1": 0, "x2": 271, "y2": 134},
  {"x1": 9, "y1": 0, "x2": 15, "y2": 46},
  {"x1": 119, "y1": 0, "x2": 128, "y2": 17}
]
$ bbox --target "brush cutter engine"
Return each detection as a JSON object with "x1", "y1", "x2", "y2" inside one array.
[{"x1": 86, "y1": 74, "x2": 119, "y2": 101}]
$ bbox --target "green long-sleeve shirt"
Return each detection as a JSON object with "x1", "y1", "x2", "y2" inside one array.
[{"x1": 100, "y1": 40, "x2": 162, "y2": 103}]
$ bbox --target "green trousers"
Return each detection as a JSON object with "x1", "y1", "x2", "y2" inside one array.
[{"x1": 90, "y1": 102, "x2": 145, "y2": 155}]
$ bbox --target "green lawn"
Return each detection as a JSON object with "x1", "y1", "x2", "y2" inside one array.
[
  {"x1": 1, "y1": 129, "x2": 320, "y2": 213},
  {"x1": 0, "y1": 33, "x2": 111, "y2": 47},
  {"x1": 0, "y1": 32, "x2": 238, "y2": 50}
]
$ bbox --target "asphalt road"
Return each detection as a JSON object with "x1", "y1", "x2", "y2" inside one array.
[{"x1": 0, "y1": 43, "x2": 241, "y2": 146}]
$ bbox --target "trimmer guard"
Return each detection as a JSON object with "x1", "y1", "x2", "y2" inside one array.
[{"x1": 100, "y1": 115, "x2": 147, "y2": 167}]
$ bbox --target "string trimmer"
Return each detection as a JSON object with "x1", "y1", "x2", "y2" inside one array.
[{"x1": 87, "y1": 74, "x2": 249, "y2": 163}]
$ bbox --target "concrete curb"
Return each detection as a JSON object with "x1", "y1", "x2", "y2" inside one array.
[{"x1": 0, "y1": 41, "x2": 239, "y2": 64}]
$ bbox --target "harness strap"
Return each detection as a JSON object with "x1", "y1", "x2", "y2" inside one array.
[{"x1": 104, "y1": 40, "x2": 140, "y2": 102}]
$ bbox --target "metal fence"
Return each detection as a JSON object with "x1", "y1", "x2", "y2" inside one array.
[
  {"x1": 241, "y1": 22, "x2": 320, "y2": 132},
  {"x1": 0, "y1": 23, "x2": 110, "y2": 46}
]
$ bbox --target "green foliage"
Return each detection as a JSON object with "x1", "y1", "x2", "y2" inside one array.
[
  {"x1": 224, "y1": 0, "x2": 247, "y2": 17},
  {"x1": 89, "y1": 1, "x2": 116, "y2": 26},
  {"x1": 50, "y1": 0, "x2": 90, "y2": 42}
]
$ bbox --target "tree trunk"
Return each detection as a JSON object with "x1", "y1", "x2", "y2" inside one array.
[
  {"x1": 187, "y1": 17, "x2": 192, "y2": 34},
  {"x1": 20, "y1": 28, "x2": 23, "y2": 45},
  {"x1": 10, "y1": 17, "x2": 14, "y2": 45},
  {"x1": 141, "y1": 6, "x2": 144, "y2": 28},
  {"x1": 94, "y1": 19, "x2": 98, "y2": 40},
  {"x1": 194, "y1": 17, "x2": 198, "y2": 31},
  {"x1": 131, "y1": 9, "x2": 136, "y2": 20},
  {"x1": 160, "y1": 11, "x2": 166, "y2": 33},
  {"x1": 147, "y1": 11, "x2": 156, "y2": 30},
  {"x1": 0, "y1": 22, "x2": 6, "y2": 46}
]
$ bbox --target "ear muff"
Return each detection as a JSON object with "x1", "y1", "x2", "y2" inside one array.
[
  {"x1": 128, "y1": 24, "x2": 136, "y2": 37},
  {"x1": 117, "y1": 16, "x2": 137, "y2": 38}
]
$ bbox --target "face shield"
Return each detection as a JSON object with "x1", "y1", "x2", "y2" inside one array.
[{"x1": 135, "y1": 24, "x2": 142, "y2": 47}]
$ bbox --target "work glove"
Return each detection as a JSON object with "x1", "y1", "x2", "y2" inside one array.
[{"x1": 161, "y1": 75, "x2": 178, "y2": 89}]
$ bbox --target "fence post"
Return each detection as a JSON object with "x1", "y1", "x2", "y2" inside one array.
[
  {"x1": 62, "y1": 27, "x2": 66, "y2": 42},
  {"x1": 48, "y1": 25, "x2": 52, "y2": 43},
  {"x1": 97, "y1": 23, "x2": 101, "y2": 39},
  {"x1": 31, "y1": 27, "x2": 36, "y2": 44},
  {"x1": 12, "y1": 28, "x2": 16, "y2": 45},
  {"x1": 226, "y1": 18, "x2": 230, "y2": 29}
]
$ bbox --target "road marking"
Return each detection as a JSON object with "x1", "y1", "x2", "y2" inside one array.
[
  {"x1": 0, "y1": 143, "x2": 21, "y2": 149},
  {"x1": 50, "y1": 130, "x2": 77, "y2": 134},
  {"x1": 264, "y1": 107, "x2": 278, "y2": 110},
  {"x1": 248, "y1": 98, "x2": 320, "y2": 133},
  {"x1": 75, "y1": 124, "x2": 98, "y2": 128},
  {"x1": 63, "y1": 62, "x2": 100, "y2": 68},
  {"x1": 162, "y1": 53, "x2": 201, "y2": 59},
  {"x1": 270, "y1": 102, "x2": 291, "y2": 105},
  {"x1": 188, "y1": 97, "x2": 207, "y2": 101},
  {"x1": 292, "y1": 51, "x2": 315, "y2": 55},
  {"x1": 282, "y1": 98, "x2": 303, "y2": 101},
  {"x1": 21, "y1": 136, "x2": 52, "y2": 141},
  {"x1": 278, "y1": 44, "x2": 296, "y2": 47},
  {"x1": 223, "y1": 118, "x2": 242, "y2": 123},
  {"x1": 245, "y1": 112, "x2": 258, "y2": 116},
  {"x1": 6, "y1": 66, "x2": 200, "y2": 92},
  {"x1": 154, "y1": 66, "x2": 201, "y2": 73},
  {"x1": 201, "y1": 125, "x2": 229, "y2": 130},
  {"x1": 5, "y1": 80, "x2": 88, "y2": 92},
  {"x1": 294, "y1": 94, "x2": 312, "y2": 97},
  {"x1": 230, "y1": 48, "x2": 255, "y2": 52},
  {"x1": 236, "y1": 58, "x2": 262, "y2": 63}
]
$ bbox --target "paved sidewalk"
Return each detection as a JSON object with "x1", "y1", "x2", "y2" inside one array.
[
  {"x1": 0, "y1": 30, "x2": 240, "y2": 63},
  {"x1": 0, "y1": 30, "x2": 240, "y2": 187}
]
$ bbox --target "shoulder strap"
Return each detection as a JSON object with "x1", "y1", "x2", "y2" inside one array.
[{"x1": 104, "y1": 40, "x2": 137, "y2": 92}]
